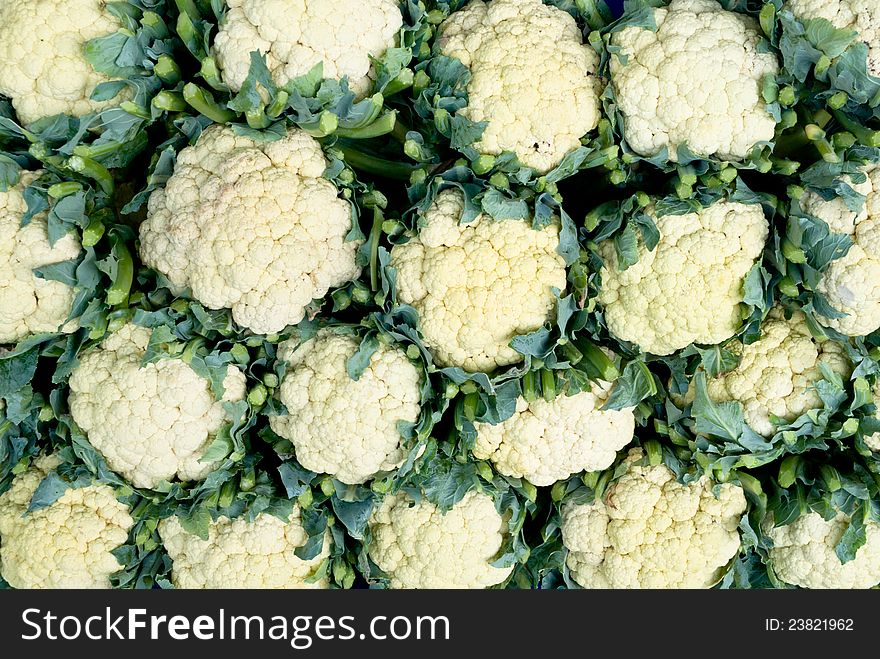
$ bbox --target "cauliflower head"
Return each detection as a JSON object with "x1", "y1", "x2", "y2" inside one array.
[
  {"x1": 561, "y1": 448, "x2": 746, "y2": 588},
  {"x1": 158, "y1": 508, "x2": 330, "y2": 588},
  {"x1": 1, "y1": 171, "x2": 82, "y2": 343},
  {"x1": 0, "y1": 455, "x2": 133, "y2": 588},
  {"x1": 0, "y1": 0, "x2": 129, "y2": 124},
  {"x1": 768, "y1": 512, "x2": 880, "y2": 588},
  {"x1": 391, "y1": 189, "x2": 567, "y2": 372},
  {"x1": 609, "y1": 0, "x2": 779, "y2": 162},
  {"x1": 269, "y1": 329, "x2": 422, "y2": 484},
  {"x1": 598, "y1": 200, "x2": 769, "y2": 355},
  {"x1": 436, "y1": 0, "x2": 602, "y2": 173},
  {"x1": 786, "y1": 0, "x2": 880, "y2": 77},
  {"x1": 68, "y1": 323, "x2": 247, "y2": 489},
  {"x1": 368, "y1": 490, "x2": 513, "y2": 588},
  {"x1": 213, "y1": 0, "x2": 402, "y2": 96},
  {"x1": 697, "y1": 308, "x2": 852, "y2": 436},
  {"x1": 799, "y1": 167, "x2": 880, "y2": 336},
  {"x1": 139, "y1": 125, "x2": 361, "y2": 335},
  {"x1": 473, "y1": 383, "x2": 636, "y2": 486}
]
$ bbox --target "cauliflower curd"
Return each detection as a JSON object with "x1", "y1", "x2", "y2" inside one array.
[
  {"x1": 0, "y1": 455, "x2": 133, "y2": 588},
  {"x1": 391, "y1": 189, "x2": 567, "y2": 372},
  {"x1": 159, "y1": 509, "x2": 330, "y2": 588},
  {"x1": 68, "y1": 323, "x2": 248, "y2": 489},
  {"x1": 1, "y1": 171, "x2": 82, "y2": 343},
  {"x1": 368, "y1": 490, "x2": 513, "y2": 588},
  {"x1": 269, "y1": 330, "x2": 422, "y2": 484},
  {"x1": 473, "y1": 384, "x2": 636, "y2": 486},
  {"x1": 139, "y1": 125, "x2": 361, "y2": 335},
  {"x1": 798, "y1": 167, "x2": 880, "y2": 336},
  {"x1": 609, "y1": 0, "x2": 779, "y2": 162},
  {"x1": 213, "y1": 0, "x2": 402, "y2": 96},
  {"x1": 436, "y1": 0, "x2": 602, "y2": 172},
  {"x1": 768, "y1": 512, "x2": 880, "y2": 588},
  {"x1": 0, "y1": 0, "x2": 129, "y2": 124},
  {"x1": 598, "y1": 200, "x2": 769, "y2": 355},
  {"x1": 561, "y1": 448, "x2": 747, "y2": 588},
  {"x1": 697, "y1": 308, "x2": 852, "y2": 436}
]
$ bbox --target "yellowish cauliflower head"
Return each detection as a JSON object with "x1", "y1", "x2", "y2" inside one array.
[
  {"x1": 139, "y1": 125, "x2": 361, "y2": 335},
  {"x1": 800, "y1": 167, "x2": 880, "y2": 336},
  {"x1": 786, "y1": 0, "x2": 880, "y2": 76},
  {"x1": 0, "y1": 455, "x2": 134, "y2": 588},
  {"x1": 697, "y1": 308, "x2": 852, "y2": 436},
  {"x1": 212, "y1": 0, "x2": 403, "y2": 96},
  {"x1": 598, "y1": 200, "x2": 769, "y2": 355},
  {"x1": 368, "y1": 490, "x2": 513, "y2": 588},
  {"x1": 473, "y1": 383, "x2": 636, "y2": 486},
  {"x1": 1, "y1": 171, "x2": 82, "y2": 343},
  {"x1": 0, "y1": 0, "x2": 129, "y2": 124},
  {"x1": 158, "y1": 508, "x2": 330, "y2": 588},
  {"x1": 436, "y1": 0, "x2": 602, "y2": 173},
  {"x1": 391, "y1": 189, "x2": 567, "y2": 372},
  {"x1": 609, "y1": 0, "x2": 779, "y2": 162},
  {"x1": 68, "y1": 323, "x2": 247, "y2": 489},
  {"x1": 768, "y1": 512, "x2": 880, "y2": 588},
  {"x1": 269, "y1": 329, "x2": 422, "y2": 484},
  {"x1": 561, "y1": 448, "x2": 746, "y2": 588}
]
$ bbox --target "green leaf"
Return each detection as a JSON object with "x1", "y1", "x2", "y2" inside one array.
[
  {"x1": 179, "y1": 506, "x2": 212, "y2": 541},
  {"x1": 835, "y1": 507, "x2": 867, "y2": 564},
  {"x1": 692, "y1": 371, "x2": 744, "y2": 441},
  {"x1": 602, "y1": 359, "x2": 656, "y2": 410},
  {"x1": 331, "y1": 495, "x2": 374, "y2": 540},
  {"x1": 804, "y1": 18, "x2": 856, "y2": 58},
  {"x1": 0, "y1": 347, "x2": 38, "y2": 397},
  {"x1": 346, "y1": 333, "x2": 379, "y2": 381}
]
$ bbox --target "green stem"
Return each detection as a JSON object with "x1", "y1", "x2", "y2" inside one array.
[
  {"x1": 368, "y1": 206, "x2": 383, "y2": 292},
  {"x1": 338, "y1": 146, "x2": 421, "y2": 180},
  {"x1": 522, "y1": 371, "x2": 537, "y2": 402},
  {"x1": 183, "y1": 83, "x2": 236, "y2": 124},
  {"x1": 541, "y1": 369, "x2": 556, "y2": 402},
  {"x1": 153, "y1": 54, "x2": 181, "y2": 84},
  {"x1": 152, "y1": 91, "x2": 187, "y2": 113},
  {"x1": 335, "y1": 111, "x2": 397, "y2": 139},
  {"x1": 831, "y1": 109, "x2": 880, "y2": 147},
  {"x1": 67, "y1": 155, "x2": 114, "y2": 194},
  {"x1": 106, "y1": 229, "x2": 134, "y2": 306}
]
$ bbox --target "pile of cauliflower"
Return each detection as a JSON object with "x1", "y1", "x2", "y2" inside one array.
[{"x1": 4, "y1": 0, "x2": 880, "y2": 592}]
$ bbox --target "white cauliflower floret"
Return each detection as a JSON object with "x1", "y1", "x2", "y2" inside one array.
[
  {"x1": 598, "y1": 200, "x2": 769, "y2": 355},
  {"x1": 269, "y1": 329, "x2": 422, "y2": 484},
  {"x1": 0, "y1": 0, "x2": 129, "y2": 124},
  {"x1": 158, "y1": 508, "x2": 330, "y2": 588},
  {"x1": 391, "y1": 189, "x2": 567, "y2": 372},
  {"x1": 139, "y1": 125, "x2": 361, "y2": 335},
  {"x1": 609, "y1": 0, "x2": 779, "y2": 162},
  {"x1": 786, "y1": 0, "x2": 880, "y2": 77},
  {"x1": 561, "y1": 447, "x2": 746, "y2": 588},
  {"x1": 436, "y1": 0, "x2": 602, "y2": 173},
  {"x1": 368, "y1": 490, "x2": 512, "y2": 588},
  {"x1": 698, "y1": 307, "x2": 852, "y2": 436},
  {"x1": 473, "y1": 382, "x2": 635, "y2": 486},
  {"x1": 0, "y1": 455, "x2": 133, "y2": 588},
  {"x1": 768, "y1": 512, "x2": 880, "y2": 588},
  {"x1": 68, "y1": 322, "x2": 247, "y2": 489},
  {"x1": 1, "y1": 171, "x2": 82, "y2": 343},
  {"x1": 213, "y1": 0, "x2": 402, "y2": 96},
  {"x1": 799, "y1": 167, "x2": 880, "y2": 336}
]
